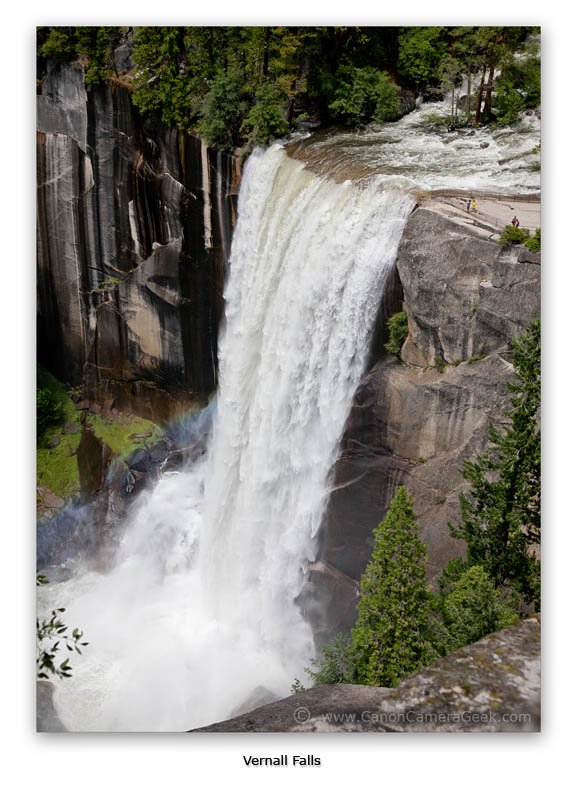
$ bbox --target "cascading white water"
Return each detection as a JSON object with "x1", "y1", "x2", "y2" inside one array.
[{"x1": 39, "y1": 144, "x2": 415, "y2": 731}]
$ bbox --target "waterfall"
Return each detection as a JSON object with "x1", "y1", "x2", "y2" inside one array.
[{"x1": 39, "y1": 144, "x2": 415, "y2": 731}]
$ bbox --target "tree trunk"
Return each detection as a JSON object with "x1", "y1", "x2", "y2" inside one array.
[
  {"x1": 484, "y1": 64, "x2": 495, "y2": 118},
  {"x1": 262, "y1": 26, "x2": 270, "y2": 78},
  {"x1": 475, "y1": 66, "x2": 486, "y2": 126},
  {"x1": 466, "y1": 72, "x2": 472, "y2": 120},
  {"x1": 329, "y1": 27, "x2": 345, "y2": 74},
  {"x1": 287, "y1": 96, "x2": 295, "y2": 127}
]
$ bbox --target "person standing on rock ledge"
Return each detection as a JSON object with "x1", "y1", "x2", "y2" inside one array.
[
  {"x1": 466, "y1": 199, "x2": 471, "y2": 212},
  {"x1": 512, "y1": 216, "x2": 520, "y2": 228},
  {"x1": 471, "y1": 199, "x2": 477, "y2": 212}
]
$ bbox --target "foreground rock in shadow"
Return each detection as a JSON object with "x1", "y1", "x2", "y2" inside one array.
[
  {"x1": 37, "y1": 681, "x2": 66, "y2": 732},
  {"x1": 192, "y1": 617, "x2": 540, "y2": 732}
]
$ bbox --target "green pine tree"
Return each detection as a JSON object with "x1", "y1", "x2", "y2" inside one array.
[
  {"x1": 440, "y1": 565, "x2": 519, "y2": 650},
  {"x1": 450, "y1": 319, "x2": 541, "y2": 608},
  {"x1": 350, "y1": 486, "x2": 433, "y2": 687}
]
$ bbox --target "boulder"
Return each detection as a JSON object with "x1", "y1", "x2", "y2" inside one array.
[
  {"x1": 77, "y1": 427, "x2": 112, "y2": 499},
  {"x1": 113, "y1": 43, "x2": 134, "y2": 74}
]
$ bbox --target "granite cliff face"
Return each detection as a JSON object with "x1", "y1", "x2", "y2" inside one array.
[
  {"x1": 309, "y1": 205, "x2": 540, "y2": 639},
  {"x1": 37, "y1": 63, "x2": 240, "y2": 420}
]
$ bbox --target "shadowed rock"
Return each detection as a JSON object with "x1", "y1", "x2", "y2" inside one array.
[
  {"x1": 37, "y1": 61, "x2": 240, "y2": 418},
  {"x1": 77, "y1": 427, "x2": 112, "y2": 499},
  {"x1": 37, "y1": 681, "x2": 67, "y2": 732}
]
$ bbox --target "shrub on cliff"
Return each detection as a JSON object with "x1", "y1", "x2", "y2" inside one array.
[
  {"x1": 38, "y1": 27, "x2": 77, "y2": 63},
  {"x1": 304, "y1": 633, "x2": 355, "y2": 686},
  {"x1": 499, "y1": 225, "x2": 541, "y2": 252},
  {"x1": 430, "y1": 564, "x2": 518, "y2": 655},
  {"x1": 384, "y1": 310, "x2": 409, "y2": 357},
  {"x1": 525, "y1": 228, "x2": 541, "y2": 252},
  {"x1": 37, "y1": 387, "x2": 65, "y2": 443}
]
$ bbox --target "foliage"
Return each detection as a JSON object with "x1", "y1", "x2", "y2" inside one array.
[
  {"x1": 438, "y1": 556, "x2": 468, "y2": 595},
  {"x1": 37, "y1": 26, "x2": 123, "y2": 82},
  {"x1": 36, "y1": 366, "x2": 162, "y2": 500},
  {"x1": 434, "y1": 355, "x2": 447, "y2": 372},
  {"x1": 86, "y1": 412, "x2": 162, "y2": 458},
  {"x1": 397, "y1": 27, "x2": 448, "y2": 88},
  {"x1": 397, "y1": 26, "x2": 538, "y2": 125},
  {"x1": 291, "y1": 678, "x2": 307, "y2": 694},
  {"x1": 38, "y1": 27, "x2": 77, "y2": 63},
  {"x1": 493, "y1": 53, "x2": 541, "y2": 124},
  {"x1": 350, "y1": 487, "x2": 434, "y2": 687},
  {"x1": 199, "y1": 69, "x2": 246, "y2": 148},
  {"x1": 37, "y1": 388, "x2": 65, "y2": 442},
  {"x1": 75, "y1": 27, "x2": 122, "y2": 85},
  {"x1": 499, "y1": 225, "x2": 531, "y2": 246},
  {"x1": 240, "y1": 82, "x2": 289, "y2": 146},
  {"x1": 384, "y1": 310, "x2": 408, "y2": 357},
  {"x1": 37, "y1": 433, "x2": 81, "y2": 500},
  {"x1": 499, "y1": 226, "x2": 541, "y2": 252},
  {"x1": 305, "y1": 633, "x2": 355, "y2": 685},
  {"x1": 450, "y1": 320, "x2": 541, "y2": 608},
  {"x1": 328, "y1": 66, "x2": 400, "y2": 125},
  {"x1": 36, "y1": 574, "x2": 88, "y2": 679},
  {"x1": 131, "y1": 27, "x2": 202, "y2": 128},
  {"x1": 37, "y1": 25, "x2": 540, "y2": 147},
  {"x1": 37, "y1": 365, "x2": 81, "y2": 496},
  {"x1": 525, "y1": 229, "x2": 541, "y2": 252},
  {"x1": 438, "y1": 565, "x2": 518, "y2": 650}
]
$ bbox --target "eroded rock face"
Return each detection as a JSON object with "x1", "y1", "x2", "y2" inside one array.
[
  {"x1": 397, "y1": 207, "x2": 540, "y2": 367},
  {"x1": 192, "y1": 617, "x2": 540, "y2": 732},
  {"x1": 311, "y1": 207, "x2": 540, "y2": 641},
  {"x1": 37, "y1": 63, "x2": 240, "y2": 415}
]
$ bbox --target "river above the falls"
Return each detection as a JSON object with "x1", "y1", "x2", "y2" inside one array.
[{"x1": 287, "y1": 98, "x2": 540, "y2": 195}]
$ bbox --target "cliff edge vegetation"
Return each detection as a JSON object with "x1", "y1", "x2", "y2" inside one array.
[{"x1": 37, "y1": 26, "x2": 540, "y2": 147}]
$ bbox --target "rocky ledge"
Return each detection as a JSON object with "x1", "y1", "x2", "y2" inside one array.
[{"x1": 192, "y1": 617, "x2": 540, "y2": 733}]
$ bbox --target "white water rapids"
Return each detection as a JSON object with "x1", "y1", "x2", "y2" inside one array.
[{"x1": 39, "y1": 144, "x2": 416, "y2": 731}]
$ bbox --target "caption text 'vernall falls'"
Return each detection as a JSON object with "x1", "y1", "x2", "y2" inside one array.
[{"x1": 243, "y1": 755, "x2": 321, "y2": 767}]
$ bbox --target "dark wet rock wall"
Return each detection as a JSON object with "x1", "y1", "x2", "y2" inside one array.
[{"x1": 37, "y1": 63, "x2": 240, "y2": 418}]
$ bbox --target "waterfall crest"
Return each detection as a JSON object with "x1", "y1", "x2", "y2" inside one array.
[{"x1": 40, "y1": 145, "x2": 415, "y2": 731}]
